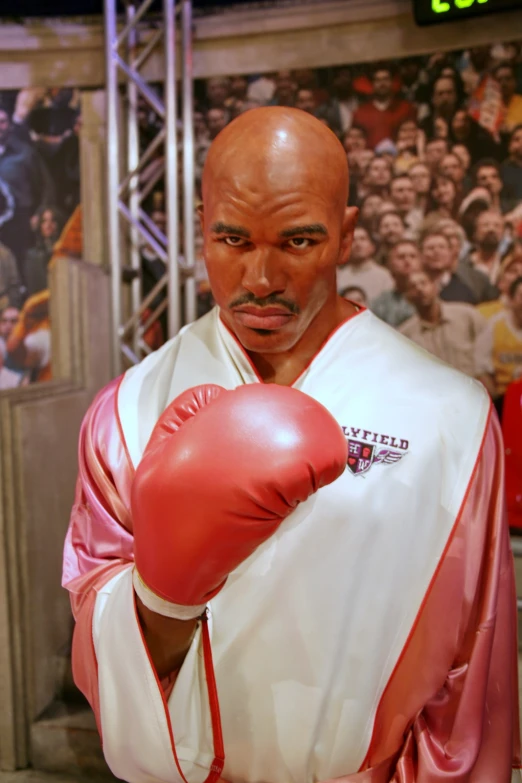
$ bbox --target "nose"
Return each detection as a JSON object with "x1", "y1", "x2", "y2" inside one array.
[{"x1": 241, "y1": 247, "x2": 286, "y2": 299}]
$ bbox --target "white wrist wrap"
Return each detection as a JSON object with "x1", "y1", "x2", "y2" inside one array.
[{"x1": 132, "y1": 567, "x2": 206, "y2": 620}]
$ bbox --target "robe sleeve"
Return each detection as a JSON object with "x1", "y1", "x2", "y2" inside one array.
[{"x1": 62, "y1": 376, "x2": 136, "y2": 731}]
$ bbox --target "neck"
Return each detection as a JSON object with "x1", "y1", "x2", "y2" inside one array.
[
  {"x1": 349, "y1": 256, "x2": 371, "y2": 268},
  {"x1": 247, "y1": 297, "x2": 356, "y2": 385},
  {"x1": 417, "y1": 299, "x2": 441, "y2": 324}
]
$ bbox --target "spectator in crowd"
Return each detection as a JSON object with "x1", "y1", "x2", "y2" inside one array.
[
  {"x1": 337, "y1": 225, "x2": 393, "y2": 300},
  {"x1": 451, "y1": 142, "x2": 472, "y2": 175},
  {"x1": 439, "y1": 152, "x2": 470, "y2": 198},
  {"x1": 421, "y1": 75, "x2": 460, "y2": 140},
  {"x1": 0, "y1": 304, "x2": 20, "y2": 359},
  {"x1": 375, "y1": 210, "x2": 406, "y2": 265},
  {"x1": 269, "y1": 71, "x2": 297, "y2": 107},
  {"x1": 425, "y1": 174, "x2": 460, "y2": 223},
  {"x1": 316, "y1": 67, "x2": 359, "y2": 137},
  {"x1": 6, "y1": 289, "x2": 51, "y2": 383},
  {"x1": 501, "y1": 124, "x2": 522, "y2": 202},
  {"x1": 0, "y1": 106, "x2": 55, "y2": 272},
  {"x1": 246, "y1": 72, "x2": 276, "y2": 105},
  {"x1": 23, "y1": 206, "x2": 63, "y2": 297},
  {"x1": 477, "y1": 247, "x2": 522, "y2": 320},
  {"x1": 408, "y1": 161, "x2": 431, "y2": 212},
  {"x1": 294, "y1": 89, "x2": 317, "y2": 115},
  {"x1": 205, "y1": 77, "x2": 231, "y2": 111},
  {"x1": 360, "y1": 155, "x2": 393, "y2": 201},
  {"x1": 475, "y1": 275, "x2": 522, "y2": 412},
  {"x1": 0, "y1": 340, "x2": 23, "y2": 388},
  {"x1": 206, "y1": 108, "x2": 229, "y2": 141},
  {"x1": 450, "y1": 109, "x2": 500, "y2": 163},
  {"x1": 352, "y1": 66, "x2": 416, "y2": 149},
  {"x1": 0, "y1": 239, "x2": 23, "y2": 308},
  {"x1": 389, "y1": 174, "x2": 423, "y2": 238},
  {"x1": 393, "y1": 119, "x2": 424, "y2": 173},
  {"x1": 341, "y1": 125, "x2": 367, "y2": 155},
  {"x1": 227, "y1": 76, "x2": 248, "y2": 106},
  {"x1": 464, "y1": 209, "x2": 506, "y2": 284},
  {"x1": 339, "y1": 285, "x2": 367, "y2": 307},
  {"x1": 398, "y1": 56, "x2": 430, "y2": 107},
  {"x1": 358, "y1": 193, "x2": 384, "y2": 240},
  {"x1": 437, "y1": 218, "x2": 498, "y2": 304},
  {"x1": 370, "y1": 239, "x2": 420, "y2": 327},
  {"x1": 421, "y1": 231, "x2": 477, "y2": 304},
  {"x1": 399, "y1": 269, "x2": 489, "y2": 381},
  {"x1": 474, "y1": 158, "x2": 515, "y2": 213},
  {"x1": 493, "y1": 62, "x2": 522, "y2": 136},
  {"x1": 424, "y1": 138, "x2": 449, "y2": 173}
]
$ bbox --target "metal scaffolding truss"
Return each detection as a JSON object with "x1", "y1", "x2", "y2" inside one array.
[{"x1": 104, "y1": 0, "x2": 196, "y2": 373}]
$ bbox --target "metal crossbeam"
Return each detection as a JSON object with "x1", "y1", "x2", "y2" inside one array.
[{"x1": 104, "y1": 0, "x2": 196, "y2": 374}]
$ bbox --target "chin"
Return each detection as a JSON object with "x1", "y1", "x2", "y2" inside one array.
[{"x1": 233, "y1": 324, "x2": 299, "y2": 354}]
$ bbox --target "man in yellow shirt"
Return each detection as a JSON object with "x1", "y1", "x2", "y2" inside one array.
[{"x1": 476, "y1": 276, "x2": 522, "y2": 408}]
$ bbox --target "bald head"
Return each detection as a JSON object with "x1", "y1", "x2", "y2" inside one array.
[
  {"x1": 199, "y1": 106, "x2": 358, "y2": 360},
  {"x1": 202, "y1": 107, "x2": 349, "y2": 215}
]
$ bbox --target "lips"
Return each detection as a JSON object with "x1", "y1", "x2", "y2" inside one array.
[{"x1": 233, "y1": 306, "x2": 294, "y2": 330}]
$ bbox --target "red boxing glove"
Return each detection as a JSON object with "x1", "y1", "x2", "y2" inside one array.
[{"x1": 132, "y1": 383, "x2": 347, "y2": 618}]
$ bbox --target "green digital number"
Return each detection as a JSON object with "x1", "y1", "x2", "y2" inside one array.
[{"x1": 432, "y1": 0, "x2": 451, "y2": 11}]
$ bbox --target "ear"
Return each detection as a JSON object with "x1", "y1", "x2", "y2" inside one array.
[{"x1": 337, "y1": 206, "x2": 359, "y2": 267}]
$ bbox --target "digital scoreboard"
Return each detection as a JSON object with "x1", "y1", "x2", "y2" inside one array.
[{"x1": 413, "y1": 0, "x2": 522, "y2": 26}]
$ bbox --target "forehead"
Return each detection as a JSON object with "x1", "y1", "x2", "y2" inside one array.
[{"x1": 423, "y1": 235, "x2": 447, "y2": 247}]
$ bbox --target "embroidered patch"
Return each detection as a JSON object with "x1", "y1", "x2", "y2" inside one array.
[{"x1": 342, "y1": 427, "x2": 408, "y2": 476}]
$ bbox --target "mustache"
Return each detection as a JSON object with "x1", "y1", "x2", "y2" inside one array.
[{"x1": 229, "y1": 292, "x2": 300, "y2": 314}]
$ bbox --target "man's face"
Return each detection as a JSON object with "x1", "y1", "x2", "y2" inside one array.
[
  {"x1": 421, "y1": 235, "x2": 452, "y2": 273},
  {"x1": 201, "y1": 146, "x2": 356, "y2": 355},
  {"x1": 441, "y1": 225, "x2": 462, "y2": 262},
  {"x1": 509, "y1": 128, "x2": 522, "y2": 161},
  {"x1": 0, "y1": 307, "x2": 19, "y2": 338},
  {"x1": 207, "y1": 109, "x2": 228, "y2": 140},
  {"x1": 295, "y1": 90, "x2": 316, "y2": 114},
  {"x1": 275, "y1": 71, "x2": 296, "y2": 104},
  {"x1": 432, "y1": 78, "x2": 457, "y2": 113},
  {"x1": 405, "y1": 271, "x2": 438, "y2": 309},
  {"x1": 432, "y1": 176, "x2": 455, "y2": 208},
  {"x1": 194, "y1": 112, "x2": 207, "y2": 138},
  {"x1": 388, "y1": 242, "x2": 421, "y2": 283},
  {"x1": 350, "y1": 228, "x2": 375, "y2": 263},
  {"x1": 360, "y1": 194, "x2": 383, "y2": 222},
  {"x1": 474, "y1": 211, "x2": 504, "y2": 250},
  {"x1": 366, "y1": 158, "x2": 391, "y2": 188},
  {"x1": 409, "y1": 164, "x2": 431, "y2": 195},
  {"x1": 40, "y1": 210, "x2": 58, "y2": 239},
  {"x1": 440, "y1": 154, "x2": 464, "y2": 185},
  {"x1": 425, "y1": 140, "x2": 448, "y2": 170},
  {"x1": 206, "y1": 78, "x2": 229, "y2": 108},
  {"x1": 399, "y1": 60, "x2": 419, "y2": 86},
  {"x1": 230, "y1": 76, "x2": 248, "y2": 100},
  {"x1": 379, "y1": 214, "x2": 404, "y2": 245},
  {"x1": 343, "y1": 127, "x2": 366, "y2": 154},
  {"x1": 495, "y1": 67, "x2": 517, "y2": 102},
  {"x1": 0, "y1": 111, "x2": 10, "y2": 146},
  {"x1": 476, "y1": 165, "x2": 502, "y2": 197},
  {"x1": 390, "y1": 177, "x2": 415, "y2": 212},
  {"x1": 372, "y1": 70, "x2": 393, "y2": 101},
  {"x1": 152, "y1": 210, "x2": 167, "y2": 236}
]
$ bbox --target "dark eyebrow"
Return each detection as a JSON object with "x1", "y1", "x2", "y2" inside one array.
[
  {"x1": 210, "y1": 222, "x2": 251, "y2": 238},
  {"x1": 279, "y1": 224, "x2": 328, "y2": 238}
]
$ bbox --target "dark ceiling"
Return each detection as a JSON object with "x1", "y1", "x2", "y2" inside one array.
[{"x1": 0, "y1": 0, "x2": 259, "y2": 16}]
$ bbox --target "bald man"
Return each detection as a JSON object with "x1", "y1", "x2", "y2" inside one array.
[{"x1": 63, "y1": 108, "x2": 521, "y2": 783}]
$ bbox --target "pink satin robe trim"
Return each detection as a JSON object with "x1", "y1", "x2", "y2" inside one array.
[
  {"x1": 63, "y1": 384, "x2": 520, "y2": 780},
  {"x1": 323, "y1": 410, "x2": 521, "y2": 782}
]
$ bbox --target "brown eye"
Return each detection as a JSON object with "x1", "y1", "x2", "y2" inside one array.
[
  {"x1": 224, "y1": 236, "x2": 246, "y2": 247},
  {"x1": 288, "y1": 238, "x2": 311, "y2": 249}
]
